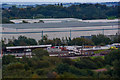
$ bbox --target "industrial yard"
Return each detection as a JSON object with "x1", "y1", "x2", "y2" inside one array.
[
  {"x1": 2, "y1": 43, "x2": 120, "y2": 58},
  {"x1": 1, "y1": 1, "x2": 120, "y2": 78}
]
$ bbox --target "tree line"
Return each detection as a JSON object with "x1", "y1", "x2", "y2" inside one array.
[
  {"x1": 2, "y1": 3, "x2": 119, "y2": 23},
  {"x1": 2, "y1": 34, "x2": 120, "y2": 48}
]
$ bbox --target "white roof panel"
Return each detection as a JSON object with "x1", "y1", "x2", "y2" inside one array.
[{"x1": 6, "y1": 45, "x2": 52, "y2": 49}]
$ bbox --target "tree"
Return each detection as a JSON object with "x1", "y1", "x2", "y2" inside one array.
[
  {"x1": 12, "y1": 36, "x2": 37, "y2": 46},
  {"x1": 7, "y1": 62, "x2": 24, "y2": 70},
  {"x1": 46, "y1": 72, "x2": 58, "y2": 78},
  {"x1": 2, "y1": 17, "x2": 14, "y2": 24},
  {"x1": 36, "y1": 69, "x2": 47, "y2": 75},
  {"x1": 22, "y1": 20, "x2": 28, "y2": 23},
  {"x1": 62, "y1": 58, "x2": 75, "y2": 65},
  {"x1": 60, "y1": 3, "x2": 63, "y2": 7},
  {"x1": 2, "y1": 3, "x2": 118, "y2": 24},
  {"x1": 59, "y1": 72, "x2": 77, "y2": 78},
  {"x1": 32, "y1": 74, "x2": 40, "y2": 78},
  {"x1": 32, "y1": 48, "x2": 49, "y2": 58},
  {"x1": 92, "y1": 34, "x2": 111, "y2": 45},
  {"x1": 75, "y1": 58, "x2": 98, "y2": 69},
  {"x1": 70, "y1": 37, "x2": 94, "y2": 46},
  {"x1": 56, "y1": 63, "x2": 69, "y2": 74},
  {"x1": 2, "y1": 55, "x2": 17, "y2": 65},
  {"x1": 52, "y1": 38, "x2": 62, "y2": 46},
  {"x1": 112, "y1": 60, "x2": 120, "y2": 78},
  {"x1": 105, "y1": 50, "x2": 120, "y2": 65},
  {"x1": 39, "y1": 20, "x2": 44, "y2": 23},
  {"x1": 113, "y1": 34, "x2": 120, "y2": 43},
  {"x1": 39, "y1": 35, "x2": 52, "y2": 45}
]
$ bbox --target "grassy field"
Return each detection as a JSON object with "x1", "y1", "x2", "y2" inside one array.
[
  {"x1": 90, "y1": 56, "x2": 104, "y2": 59},
  {"x1": 93, "y1": 50, "x2": 107, "y2": 54}
]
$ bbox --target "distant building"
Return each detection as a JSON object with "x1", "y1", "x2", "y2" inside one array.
[
  {"x1": 2, "y1": 43, "x2": 117, "y2": 58},
  {"x1": 10, "y1": 18, "x2": 82, "y2": 24},
  {"x1": 2, "y1": 45, "x2": 52, "y2": 58}
]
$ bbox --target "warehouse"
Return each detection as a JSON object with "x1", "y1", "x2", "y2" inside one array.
[{"x1": 2, "y1": 45, "x2": 52, "y2": 58}]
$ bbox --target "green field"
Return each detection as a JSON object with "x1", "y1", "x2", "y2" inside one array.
[{"x1": 90, "y1": 56, "x2": 104, "y2": 59}]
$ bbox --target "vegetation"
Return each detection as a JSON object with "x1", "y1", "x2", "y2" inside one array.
[
  {"x1": 2, "y1": 3, "x2": 118, "y2": 23},
  {"x1": 32, "y1": 48, "x2": 49, "y2": 58},
  {"x1": 2, "y1": 49, "x2": 120, "y2": 78},
  {"x1": 2, "y1": 36, "x2": 37, "y2": 47},
  {"x1": 3, "y1": 34, "x2": 119, "y2": 48},
  {"x1": 2, "y1": 17, "x2": 14, "y2": 24},
  {"x1": 90, "y1": 56, "x2": 104, "y2": 59},
  {"x1": 22, "y1": 20, "x2": 28, "y2": 23},
  {"x1": 1, "y1": 34, "x2": 120, "y2": 78},
  {"x1": 70, "y1": 37, "x2": 94, "y2": 46},
  {"x1": 2, "y1": 3, "x2": 120, "y2": 78},
  {"x1": 105, "y1": 50, "x2": 120, "y2": 65},
  {"x1": 107, "y1": 16, "x2": 117, "y2": 20},
  {"x1": 94, "y1": 50, "x2": 106, "y2": 54},
  {"x1": 0, "y1": 59, "x2": 2, "y2": 79},
  {"x1": 92, "y1": 34, "x2": 111, "y2": 45}
]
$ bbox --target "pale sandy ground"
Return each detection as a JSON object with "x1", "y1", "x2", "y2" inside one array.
[
  {"x1": 82, "y1": 19, "x2": 119, "y2": 23},
  {"x1": 2, "y1": 30, "x2": 118, "y2": 40},
  {"x1": 2, "y1": 25, "x2": 118, "y2": 43},
  {"x1": 2, "y1": 25, "x2": 118, "y2": 32}
]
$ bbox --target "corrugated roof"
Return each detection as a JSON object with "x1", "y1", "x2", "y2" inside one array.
[{"x1": 6, "y1": 45, "x2": 52, "y2": 49}]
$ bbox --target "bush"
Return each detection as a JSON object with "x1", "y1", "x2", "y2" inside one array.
[
  {"x1": 42, "y1": 56, "x2": 62, "y2": 66},
  {"x1": 36, "y1": 61, "x2": 50, "y2": 68},
  {"x1": 36, "y1": 69, "x2": 47, "y2": 75},
  {"x1": 69, "y1": 66, "x2": 94, "y2": 76},
  {"x1": 105, "y1": 50, "x2": 120, "y2": 65},
  {"x1": 75, "y1": 58, "x2": 98, "y2": 69},
  {"x1": 56, "y1": 63, "x2": 69, "y2": 74},
  {"x1": 92, "y1": 57, "x2": 105, "y2": 68},
  {"x1": 112, "y1": 60, "x2": 120, "y2": 78},
  {"x1": 2, "y1": 55, "x2": 17, "y2": 65},
  {"x1": 32, "y1": 48, "x2": 49, "y2": 58},
  {"x1": 59, "y1": 72, "x2": 78, "y2": 78},
  {"x1": 7, "y1": 63, "x2": 24, "y2": 70},
  {"x1": 69, "y1": 66, "x2": 82, "y2": 75},
  {"x1": 61, "y1": 58, "x2": 75, "y2": 65},
  {"x1": 29, "y1": 59, "x2": 50, "y2": 69},
  {"x1": 46, "y1": 72, "x2": 58, "y2": 78},
  {"x1": 22, "y1": 20, "x2": 28, "y2": 23}
]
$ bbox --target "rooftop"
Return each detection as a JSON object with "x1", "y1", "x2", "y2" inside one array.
[{"x1": 6, "y1": 45, "x2": 52, "y2": 49}]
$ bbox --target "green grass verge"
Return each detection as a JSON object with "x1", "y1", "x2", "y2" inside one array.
[{"x1": 90, "y1": 56, "x2": 104, "y2": 59}]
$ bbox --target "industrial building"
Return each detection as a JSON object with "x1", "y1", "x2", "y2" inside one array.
[
  {"x1": 2, "y1": 43, "x2": 120, "y2": 58},
  {"x1": 2, "y1": 45, "x2": 52, "y2": 58}
]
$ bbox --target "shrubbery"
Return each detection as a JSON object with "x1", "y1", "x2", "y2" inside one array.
[{"x1": 2, "y1": 49, "x2": 120, "y2": 78}]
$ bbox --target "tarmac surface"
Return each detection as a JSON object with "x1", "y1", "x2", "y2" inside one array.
[
  {"x1": 1, "y1": 20, "x2": 119, "y2": 42},
  {"x1": 2, "y1": 21, "x2": 118, "y2": 29}
]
